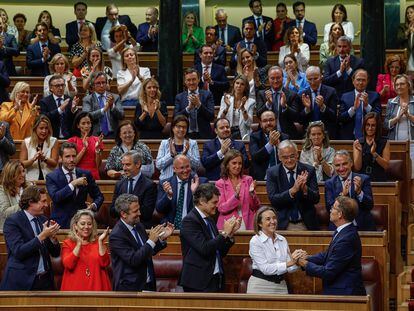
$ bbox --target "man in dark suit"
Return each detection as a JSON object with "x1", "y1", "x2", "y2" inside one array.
[
  {"x1": 242, "y1": 0, "x2": 274, "y2": 51},
  {"x1": 0, "y1": 121, "x2": 15, "y2": 172},
  {"x1": 300, "y1": 66, "x2": 338, "y2": 139},
  {"x1": 0, "y1": 60, "x2": 10, "y2": 104},
  {"x1": 338, "y1": 69, "x2": 381, "y2": 140},
  {"x1": 110, "y1": 193, "x2": 174, "y2": 291},
  {"x1": 230, "y1": 20, "x2": 267, "y2": 69},
  {"x1": 0, "y1": 186, "x2": 61, "y2": 290},
  {"x1": 155, "y1": 155, "x2": 207, "y2": 229},
  {"x1": 295, "y1": 196, "x2": 366, "y2": 295},
  {"x1": 266, "y1": 140, "x2": 320, "y2": 230},
  {"x1": 325, "y1": 150, "x2": 376, "y2": 231},
  {"x1": 46, "y1": 142, "x2": 104, "y2": 228},
  {"x1": 95, "y1": 4, "x2": 137, "y2": 51},
  {"x1": 195, "y1": 45, "x2": 229, "y2": 106},
  {"x1": 323, "y1": 36, "x2": 365, "y2": 98},
  {"x1": 256, "y1": 66, "x2": 302, "y2": 139},
  {"x1": 40, "y1": 75, "x2": 79, "y2": 139},
  {"x1": 110, "y1": 150, "x2": 157, "y2": 229},
  {"x1": 202, "y1": 118, "x2": 249, "y2": 181},
  {"x1": 0, "y1": 19, "x2": 19, "y2": 76},
  {"x1": 136, "y1": 7, "x2": 159, "y2": 52},
  {"x1": 249, "y1": 110, "x2": 288, "y2": 181},
  {"x1": 174, "y1": 68, "x2": 215, "y2": 139},
  {"x1": 286, "y1": 1, "x2": 317, "y2": 46},
  {"x1": 65, "y1": 2, "x2": 92, "y2": 50},
  {"x1": 194, "y1": 26, "x2": 226, "y2": 67},
  {"x1": 82, "y1": 71, "x2": 124, "y2": 138},
  {"x1": 214, "y1": 9, "x2": 242, "y2": 50},
  {"x1": 179, "y1": 183, "x2": 241, "y2": 292},
  {"x1": 26, "y1": 22, "x2": 61, "y2": 77}
]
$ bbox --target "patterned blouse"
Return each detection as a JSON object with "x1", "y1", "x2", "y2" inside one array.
[
  {"x1": 69, "y1": 41, "x2": 103, "y2": 69},
  {"x1": 105, "y1": 141, "x2": 153, "y2": 171}
]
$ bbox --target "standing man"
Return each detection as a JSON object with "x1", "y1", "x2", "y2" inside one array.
[
  {"x1": 286, "y1": 1, "x2": 317, "y2": 46},
  {"x1": 266, "y1": 140, "x2": 320, "y2": 230},
  {"x1": 214, "y1": 9, "x2": 242, "y2": 51},
  {"x1": 82, "y1": 71, "x2": 124, "y2": 138},
  {"x1": 0, "y1": 18, "x2": 19, "y2": 76},
  {"x1": 110, "y1": 193, "x2": 174, "y2": 291},
  {"x1": 136, "y1": 7, "x2": 159, "y2": 52},
  {"x1": 180, "y1": 183, "x2": 241, "y2": 292},
  {"x1": 46, "y1": 142, "x2": 103, "y2": 228},
  {"x1": 194, "y1": 26, "x2": 226, "y2": 67},
  {"x1": 295, "y1": 196, "x2": 367, "y2": 295},
  {"x1": 65, "y1": 2, "x2": 92, "y2": 50},
  {"x1": 0, "y1": 185, "x2": 61, "y2": 290},
  {"x1": 0, "y1": 121, "x2": 15, "y2": 172}
]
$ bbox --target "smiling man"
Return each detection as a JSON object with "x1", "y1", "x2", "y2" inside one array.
[{"x1": 136, "y1": 7, "x2": 159, "y2": 52}]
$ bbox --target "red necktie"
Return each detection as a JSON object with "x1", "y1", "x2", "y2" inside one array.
[{"x1": 203, "y1": 66, "x2": 209, "y2": 90}]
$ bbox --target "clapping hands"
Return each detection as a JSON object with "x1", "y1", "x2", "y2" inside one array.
[{"x1": 292, "y1": 248, "x2": 308, "y2": 267}]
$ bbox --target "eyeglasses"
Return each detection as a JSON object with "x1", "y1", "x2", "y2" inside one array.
[{"x1": 51, "y1": 83, "x2": 65, "y2": 88}]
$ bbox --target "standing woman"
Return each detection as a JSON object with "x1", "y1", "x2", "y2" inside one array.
[
  {"x1": 376, "y1": 55, "x2": 406, "y2": 107},
  {"x1": 398, "y1": 5, "x2": 414, "y2": 75},
  {"x1": 279, "y1": 26, "x2": 309, "y2": 72},
  {"x1": 181, "y1": 11, "x2": 204, "y2": 53},
  {"x1": 0, "y1": 9, "x2": 18, "y2": 41},
  {"x1": 61, "y1": 210, "x2": 111, "y2": 291},
  {"x1": 30, "y1": 10, "x2": 61, "y2": 44},
  {"x1": 319, "y1": 23, "x2": 346, "y2": 68},
  {"x1": 20, "y1": 115, "x2": 59, "y2": 182},
  {"x1": 68, "y1": 111, "x2": 104, "y2": 180},
  {"x1": 43, "y1": 53, "x2": 77, "y2": 97},
  {"x1": 236, "y1": 49, "x2": 261, "y2": 101},
  {"x1": 271, "y1": 3, "x2": 291, "y2": 51},
  {"x1": 80, "y1": 46, "x2": 113, "y2": 91},
  {"x1": 117, "y1": 47, "x2": 151, "y2": 107},
  {"x1": 216, "y1": 150, "x2": 260, "y2": 230},
  {"x1": 323, "y1": 4, "x2": 354, "y2": 42},
  {"x1": 134, "y1": 77, "x2": 167, "y2": 139},
  {"x1": 282, "y1": 54, "x2": 309, "y2": 94},
  {"x1": 218, "y1": 75, "x2": 255, "y2": 140},
  {"x1": 13, "y1": 13, "x2": 31, "y2": 51}
]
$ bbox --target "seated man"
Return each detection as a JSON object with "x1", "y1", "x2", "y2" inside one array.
[
  {"x1": 174, "y1": 68, "x2": 215, "y2": 139},
  {"x1": 26, "y1": 22, "x2": 61, "y2": 76},
  {"x1": 249, "y1": 110, "x2": 288, "y2": 180},
  {"x1": 202, "y1": 117, "x2": 249, "y2": 181},
  {"x1": 82, "y1": 71, "x2": 124, "y2": 138},
  {"x1": 214, "y1": 9, "x2": 242, "y2": 51},
  {"x1": 65, "y1": 2, "x2": 93, "y2": 50},
  {"x1": 46, "y1": 142, "x2": 103, "y2": 228},
  {"x1": 267, "y1": 140, "x2": 320, "y2": 230},
  {"x1": 195, "y1": 26, "x2": 226, "y2": 67},
  {"x1": 325, "y1": 150, "x2": 376, "y2": 231},
  {"x1": 136, "y1": 7, "x2": 159, "y2": 52},
  {"x1": 0, "y1": 18, "x2": 19, "y2": 76},
  {"x1": 338, "y1": 69, "x2": 380, "y2": 140},
  {"x1": 285, "y1": 1, "x2": 317, "y2": 46}
]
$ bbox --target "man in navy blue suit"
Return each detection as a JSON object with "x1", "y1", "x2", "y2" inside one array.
[
  {"x1": 174, "y1": 68, "x2": 215, "y2": 139},
  {"x1": 46, "y1": 142, "x2": 103, "y2": 228},
  {"x1": 0, "y1": 19, "x2": 19, "y2": 76},
  {"x1": 0, "y1": 60, "x2": 10, "y2": 104},
  {"x1": 214, "y1": 9, "x2": 242, "y2": 51},
  {"x1": 202, "y1": 118, "x2": 249, "y2": 181},
  {"x1": 242, "y1": 0, "x2": 274, "y2": 51},
  {"x1": 65, "y1": 2, "x2": 93, "y2": 50},
  {"x1": 194, "y1": 27, "x2": 226, "y2": 67},
  {"x1": 110, "y1": 193, "x2": 174, "y2": 291},
  {"x1": 286, "y1": 1, "x2": 317, "y2": 46},
  {"x1": 0, "y1": 186, "x2": 61, "y2": 290},
  {"x1": 136, "y1": 7, "x2": 159, "y2": 52},
  {"x1": 295, "y1": 196, "x2": 367, "y2": 295},
  {"x1": 26, "y1": 22, "x2": 61, "y2": 76},
  {"x1": 338, "y1": 69, "x2": 381, "y2": 140},
  {"x1": 325, "y1": 150, "x2": 376, "y2": 231}
]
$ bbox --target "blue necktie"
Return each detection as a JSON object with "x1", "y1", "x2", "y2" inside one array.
[
  {"x1": 205, "y1": 219, "x2": 224, "y2": 274},
  {"x1": 288, "y1": 171, "x2": 300, "y2": 222},
  {"x1": 267, "y1": 135, "x2": 276, "y2": 167},
  {"x1": 220, "y1": 28, "x2": 225, "y2": 44},
  {"x1": 127, "y1": 178, "x2": 134, "y2": 194},
  {"x1": 312, "y1": 91, "x2": 321, "y2": 121},
  {"x1": 131, "y1": 227, "x2": 154, "y2": 282},
  {"x1": 174, "y1": 181, "x2": 187, "y2": 229},
  {"x1": 354, "y1": 96, "x2": 363, "y2": 139},
  {"x1": 98, "y1": 95, "x2": 110, "y2": 136},
  {"x1": 56, "y1": 98, "x2": 66, "y2": 137},
  {"x1": 32, "y1": 217, "x2": 49, "y2": 271},
  {"x1": 188, "y1": 92, "x2": 198, "y2": 133}
]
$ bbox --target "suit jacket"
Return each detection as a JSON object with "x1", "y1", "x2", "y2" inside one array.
[
  {"x1": 0, "y1": 60, "x2": 10, "y2": 104},
  {"x1": 110, "y1": 174, "x2": 157, "y2": 229},
  {"x1": 0, "y1": 32, "x2": 19, "y2": 75},
  {"x1": 201, "y1": 138, "x2": 249, "y2": 181},
  {"x1": 39, "y1": 94, "x2": 77, "y2": 139},
  {"x1": 286, "y1": 19, "x2": 317, "y2": 46},
  {"x1": 82, "y1": 92, "x2": 124, "y2": 137},
  {"x1": 242, "y1": 15, "x2": 274, "y2": 51},
  {"x1": 174, "y1": 89, "x2": 215, "y2": 139},
  {"x1": 136, "y1": 22, "x2": 158, "y2": 52},
  {"x1": 194, "y1": 44, "x2": 226, "y2": 67},
  {"x1": 109, "y1": 220, "x2": 166, "y2": 291},
  {"x1": 338, "y1": 90, "x2": 381, "y2": 140},
  {"x1": 0, "y1": 121, "x2": 16, "y2": 172},
  {"x1": 26, "y1": 41, "x2": 61, "y2": 76},
  {"x1": 249, "y1": 129, "x2": 288, "y2": 180},
  {"x1": 46, "y1": 167, "x2": 104, "y2": 228},
  {"x1": 195, "y1": 63, "x2": 229, "y2": 106},
  {"x1": 256, "y1": 87, "x2": 302, "y2": 139},
  {"x1": 0, "y1": 101, "x2": 38, "y2": 140},
  {"x1": 323, "y1": 55, "x2": 365, "y2": 97},
  {"x1": 325, "y1": 173, "x2": 376, "y2": 231},
  {"x1": 384, "y1": 96, "x2": 414, "y2": 140},
  {"x1": 95, "y1": 15, "x2": 137, "y2": 47},
  {"x1": 0, "y1": 210, "x2": 61, "y2": 290},
  {"x1": 230, "y1": 38, "x2": 267, "y2": 69},
  {"x1": 179, "y1": 208, "x2": 234, "y2": 291},
  {"x1": 305, "y1": 224, "x2": 366, "y2": 295},
  {"x1": 214, "y1": 24, "x2": 242, "y2": 48},
  {"x1": 65, "y1": 20, "x2": 94, "y2": 49},
  {"x1": 300, "y1": 84, "x2": 339, "y2": 139}
]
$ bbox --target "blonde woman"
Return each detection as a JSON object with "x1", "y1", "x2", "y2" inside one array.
[{"x1": 43, "y1": 53, "x2": 77, "y2": 97}]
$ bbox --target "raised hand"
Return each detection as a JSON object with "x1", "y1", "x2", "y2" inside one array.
[
  {"x1": 353, "y1": 139, "x2": 362, "y2": 152},
  {"x1": 95, "y1": 133, "x2": 104, "y2": 149},
  {"x1": 301, "y1": 93, "x2": 311, "y2": 110},
  {"x1": 98, "y1": 227, "x2": 110, "y2": 243},
  {"x1": 269, "y1": 130, "x2": 281, "y2": 146},
  {"x1": 223, "y1": 93, "x2": 231, "y2": 108},
  {"x1": 313, "y1": 146, "x2": 322, "y2": 163},
  {"x1": 315, "y1": 95, "x2": 324, "y2": 108},
  {"x1": 353, "y1": 176, "x2": 362, "y2": 195},
  {"x1": 353, "y1": 93, "x2": 361, "y2": 110},
  {"x1": 190, "y1": 175, "x2": 200, "y2": 193},
  {"x1": 182, "y1": 140, "x2": 190, "y2": 155},
  {"x1": 265, "y1": 89, "x2": 273, "y2": 104},
  {"x1": 370, "y1": 141, "x2": 377, "y2": 155},
  {"x1": 280, "y1": 91, "x2": 287, "y2": 108},
  {"x1": 162, "y1": 181, "x2": 173, "y2": 197},
  {"x1": 249, "y1": 180, "x2": 256, "y2": 194},
  {"x1": 169, "y1": 139, "x2": 177, "y2": 157},
  {"x1": 148, "y1": 224, "x2": 165, "y2": 243},
  {"x1": 220, "y1": 138, "x2": 232, "y2": 154},
  {"x1": 342, "y1": 179, "x2": 351, "y2": 196},
  {"x1": 82, "y1": 132, "x2": 89, "y2": 148},
  {"x1": 160, "y1": 222, "x2": 174, "y2": 240}
]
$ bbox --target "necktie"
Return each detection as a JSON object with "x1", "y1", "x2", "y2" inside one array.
[
  {"x1": 220, "y1": 28, "x2": 225, "y2": 44},
  {"x1": 256, "y1": 17, "x2": 262, "y2": 38},
  {"x1": 247, "y1": 41, "x2": 252, "y2": 51},
  {"x1": 205, "y1": 218, "x2": 224, "y2": 274},
  {"x1": 203, "y1": 66, "x2": 209, "y2": 90},
  {"x1": 99, "y1": 95, "x2": 110, "y2": 136},
  {"x1": 267, "y1": 135, "x2": 276, "y2": 167},
  {"x1": 32, "y1": 217, "x2": 49, "y2": 271},
  {"x1": 37, "y1": 144, "x2": 44, "y2": 180},
  {"x1": 56, "y1": 97, "x2": 66, "y2": 138},
  {"x1": 312, "y1": 91, "x2": 321, "y2": 121},
  {"x1": 354, "y1": 94, "x2": 363, "y2": 139},
  {"x1": 288, "y1": 170, "x2": 300, "y2": 221},
  {"x1": 332, "y1": 229, "x2": 339, "y2": 240},
  {"x1": 131, "y1": 227, "x2": 154, "y2": 282},
  {"x1": 188, "y1": 92, "x2": 198, "y2": 133},
  {"x1": 174, "y1": 181, "x2": 186, "y2": 229},
  {"x1": 128, "y1": 177, "x2": 134, "y2": 194}
]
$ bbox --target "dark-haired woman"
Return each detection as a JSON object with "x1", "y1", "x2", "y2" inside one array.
[{"x1": 323, "y1": 4, "x2": 354, "y2": 42}]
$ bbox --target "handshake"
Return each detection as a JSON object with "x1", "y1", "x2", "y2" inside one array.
[{"x1": 291, "y1": 249, "x2": 308, "y2": 267}]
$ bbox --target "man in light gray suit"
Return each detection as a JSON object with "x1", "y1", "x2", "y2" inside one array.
[{"x1": 82, "y1": 71, "x2": 124, "y2": 138}]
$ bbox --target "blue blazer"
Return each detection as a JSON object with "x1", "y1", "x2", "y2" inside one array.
[
  {"x1": 136, "y1": 22, "x2": 158, "y2": 52},
  {"x1": 194, "y1": 44, "x2": 226, "y2": 67},
  {"x1": 0, "y1": 32, "x2": 19, "y2": 76},
  {"x1": 338, "y1": 90, "x2": 381, "y2": 140},
  {"x1": 242, "y1": 15, "x2": 274, "y2": 51},
  {"x1": 201, "y1": 138, "x2": 249, "y2": 181},
  {"x1": 195, "y1": 63, "x2": 229, "y2": 106},
  {"x1": 95, "y1": 15, "x2": 137, "y2": 47},
  {"x1": 26, "y1": 42, "x2": 61, "y2": 76},
  {"x1": 266, "y1": 162, "x2": 320, "y2": 230},
  {"x1": 174, "y1": 89, "x2": 215, "y2": 139},
  {"x1": 230, "y1": 38, "x2": 267, "y2": 69},
  {"x1": 325, "y1": 173, "x2": 376, "y2": 231},
  {"x1": 0, "y1": 60, "x2": 10, "y2": 104},
  {"x1": 109, "y1": 220, "x2": 166, "y2": 291},
  {"x1": 286, "y1": 19, "x2": 317, "y2": 46},
  {"x1": 65, "y1": 20, "x2": 94, "y2": 49},
  {"x1": 214, "y1": 24, "x2": 242, "y2": 47},
  {"x1": 306, "y1": 224, "x2": 366, "y2": 295},
  {"x1": 0, "y1": 210, "x2": 61, "y2": 290},
  {"x1": 45, "y1": 167, "x2": 104, "y2": 228}
]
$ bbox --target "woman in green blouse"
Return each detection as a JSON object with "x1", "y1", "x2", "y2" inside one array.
[{"x1": 182, "y1": 11, "x2": 204, "y2": 53}]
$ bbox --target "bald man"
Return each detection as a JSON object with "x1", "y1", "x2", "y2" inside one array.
[{"x1": 136, "y1": 7, "x2": 159, "y2": 52}]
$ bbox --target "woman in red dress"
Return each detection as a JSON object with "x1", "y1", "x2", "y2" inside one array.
[
  {"x1": 68, "y1": 111, "x2": 104, "y2": 180},
  {"x1": 61, "y1": 209, "x2": 111, "y2": 291}
]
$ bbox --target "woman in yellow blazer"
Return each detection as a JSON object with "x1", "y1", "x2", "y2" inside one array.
[{"x1": 0, "y1": 82, "x2": 39, "y2": 140}]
